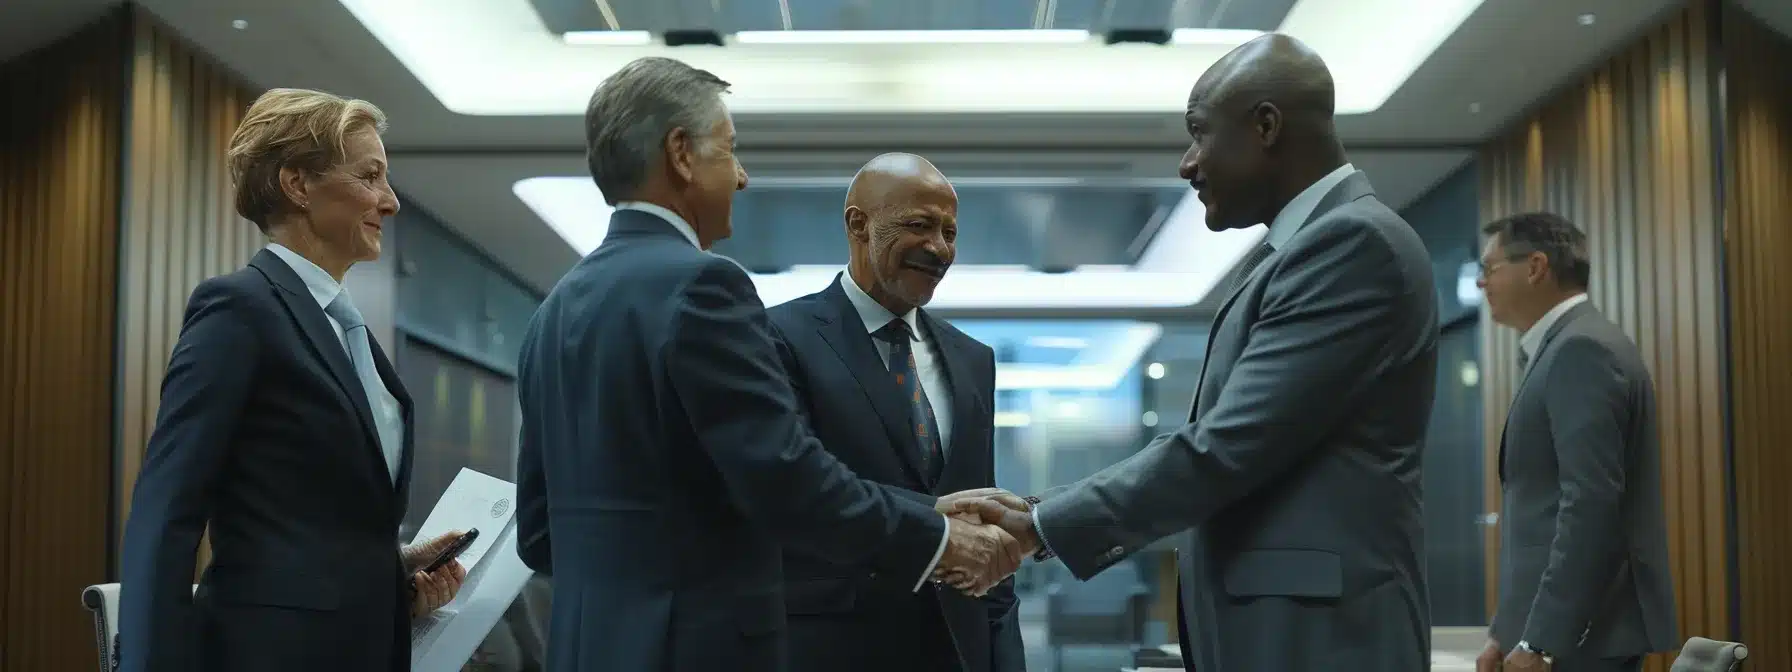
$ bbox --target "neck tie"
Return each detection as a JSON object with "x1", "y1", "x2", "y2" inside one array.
[
  {"x1": 324, "y1": 291, "x2": 402, "y2": 483},
  {"x1": 873, "y1": 319, "x2": 945, "y2": 484},
  {"x1": 1228, "y1": 241, "x2": 1277, "y2": 294}
]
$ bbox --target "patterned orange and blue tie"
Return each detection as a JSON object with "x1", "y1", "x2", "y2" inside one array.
[{"x1": 874, "y1": 319, "x2": 944, "y2": 483}]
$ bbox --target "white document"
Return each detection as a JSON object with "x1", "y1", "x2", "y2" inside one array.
[
  {"x1": 411, "y1": 468, "x2": 517, "y2": 573},
  {"x1": 408, "y1": 469, "x2": 536, "y2": 672}
]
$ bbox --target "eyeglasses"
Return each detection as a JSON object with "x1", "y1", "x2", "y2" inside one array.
[{"x1": 1478, "y1": 254, "x2": 1529, "y2": 279}]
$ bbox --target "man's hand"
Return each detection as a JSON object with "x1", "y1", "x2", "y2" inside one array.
[
  {"x1": 935, "y1": 517, "x2": 1026, "y2": 597},
  {"x1": 1503, "y1": 648, "x2": 1550, "y2": 671},
  {"x1": 933, "y1": 498, "x2": 1042, "y2": 592},
  {"x1": 1476, "y1": 638, "x2": 1502, "y2": 672},
  {"x1": 410, "y1": 561, "x2": 467, "y2": 619},
  {"x1": 402, "y1": 529, "x2": 467, "y2": 573},
  {"x1": 935, "y1": 488, "x2": 1030, "y2": 517}
]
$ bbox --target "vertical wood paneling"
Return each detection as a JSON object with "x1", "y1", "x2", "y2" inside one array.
[
  {"x1": 0, "y1": 15, "x2": 126, "y2": 672},
  {"x1": 114, "y1": 12, "x2": 262, "y2": 569},
  {"x1": 1478, "y1": 4, "x2": 1730, "y2": 669},
  {"x1": 1722, "y1": 7, "x2": 1792, "y2": 665}
]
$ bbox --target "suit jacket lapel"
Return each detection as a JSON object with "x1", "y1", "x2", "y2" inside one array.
[
  {"x1": 1192, "y1": 171, "x2": 1378, "y2": 421},
  {"x1": 1498, "y1": 302, "x2": 1594, "y2": 482},
  {"x1": 814, "y1": 281, "x2": 930, "y2": 484},
  {"x1": 249, "y1": 250, "x2": 392, "y2": 490},
  {"x1": 920, "y1": 311, "x2": 980, "y2": 493}
]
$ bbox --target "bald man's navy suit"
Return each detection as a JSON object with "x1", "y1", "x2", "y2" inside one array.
[{"x1": 767, "y1": 277, "x2": 1024, "y2": 672}]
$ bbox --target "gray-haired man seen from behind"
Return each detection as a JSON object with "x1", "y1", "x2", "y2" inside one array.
[
  {"x1": 1474, "y1": 212, "x2": 1678, "y2": 672},
  {"x1": 512, "y1": 57, "x2": 1025, "y2": 672}
]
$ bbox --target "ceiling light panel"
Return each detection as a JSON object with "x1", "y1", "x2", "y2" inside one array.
[
  {"x1": 512, "y1": 176, "x2": 1264, "y2": 310},
  {"x1": 338, "y1": 0, "x2": 1485, "y2": 115}
]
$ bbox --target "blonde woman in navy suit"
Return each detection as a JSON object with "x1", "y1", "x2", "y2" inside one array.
[{"x1": 118, "y1": 88, "x2": 467, "y2": 672}]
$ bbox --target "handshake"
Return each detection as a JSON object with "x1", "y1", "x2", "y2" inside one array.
[{"x1": 929, "y1": 488, "x2": 1043, "y2": 597}]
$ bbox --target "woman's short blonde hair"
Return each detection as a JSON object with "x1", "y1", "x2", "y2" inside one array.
[{"x1": 227, "y1": 88, "x2": 388, "y2": 231}]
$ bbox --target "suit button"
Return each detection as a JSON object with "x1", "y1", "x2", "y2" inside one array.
[
  {"x1": 868, "y1": 572, "x2": 877, "y2": 579},
  {"x1": 1105, "y1": 546, "x2": 1124, "y2": 560}
]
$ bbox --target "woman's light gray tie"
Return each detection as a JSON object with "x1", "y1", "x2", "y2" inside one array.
[{"x1": 324, "y1": 291, "x2": 402, "y2": 483}]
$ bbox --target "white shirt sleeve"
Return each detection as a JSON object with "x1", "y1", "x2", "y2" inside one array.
[{"x1": 912, "y1": 513, "x2": 951, "y2": 592}]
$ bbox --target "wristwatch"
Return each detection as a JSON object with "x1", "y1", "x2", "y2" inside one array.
[
  {"x1": 1022, "y1": 496, "x2": 1056, "y2": 562},
  {"x1": 1514, "y1": 641, "x2": 1555, "y2": 664}
]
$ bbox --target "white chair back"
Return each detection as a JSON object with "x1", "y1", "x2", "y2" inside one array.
[{"x1": 82, "y1": 583, "x2": 197, "y2": 672}]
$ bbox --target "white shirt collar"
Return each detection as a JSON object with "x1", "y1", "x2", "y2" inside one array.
[
  {"x1": 1520, "y1": 293, "x2": 1589, "y2": 360},
  {"x1": 264, "y1": 243, "x2": 343, "y2": 310},
  {"x1": 1265, "y1": 163, "x2": 1357, "y2": 249},
  {"x1": 840, "y1": 271, "x2": 920, "y2": 341},
  {"x1": 616, "y1": 201, "x2": 700, "y2": 248}
]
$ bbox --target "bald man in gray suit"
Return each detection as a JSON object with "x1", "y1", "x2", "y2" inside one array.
[{"x1": 949, "y1": 34, "x2": 1439, "y2": 672}]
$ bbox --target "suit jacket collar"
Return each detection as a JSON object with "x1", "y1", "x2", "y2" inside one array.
[
  {"x1": 1265, "y1": 163, "x2": 1358, "y2": 249},
  {"x1": 614, "y1": 201, "x2": 701, "y2": 247},
  {"x1": 603, "y1": 208, "x2": 700, "y2": 246},
  {"x1": 248, "y1": 248, "x2": 407, "y2": 496}
]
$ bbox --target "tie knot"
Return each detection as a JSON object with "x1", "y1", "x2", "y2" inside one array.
[
  {"x1": 873, "y1": 319, "x2": 913, "y2": 345},
  {"x1": 324, "y1": 291, "x2": 366, "y2": 330}
]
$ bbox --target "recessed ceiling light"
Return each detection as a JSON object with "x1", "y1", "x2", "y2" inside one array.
[
  {"x1": 1577, "y1": 13, "x2": 1596, "y2": 26},
  {"x1": 231, "y1": 19, "x2": 248, "y2": 30},
  {"x1": 337, "y1": 0, "x2": 1490, "y2": 116},
  {"x1": 512, "y1": 176, "x2": 1264, "y2": 310},
  {"x1": 1468, "y1": 102, "x2": 1481, "y2": 114},
  {"x1": 1146, "y1": 362, "x2": 1166, "y2": 379}
]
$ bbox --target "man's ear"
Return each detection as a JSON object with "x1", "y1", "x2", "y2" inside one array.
[
  {"x1": 1255, "y1": 101, "x2": 1283, "y2": 148},
  {"x1": 1526, "y1": 251, "x2": 1551, "y2": 285},
  {"x1": 665, "y1": 128, "x2": 696, "y2": 184},
  {"x1": 278, "y1": 166, "x2": 309, "y2": 212},
  {"x1": 844, "y1": 206, "x2": 869, "y2": 241}
]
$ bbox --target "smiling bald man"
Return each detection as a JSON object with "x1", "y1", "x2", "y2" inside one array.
[{"x1": 764, "y1": 153, "x2": 1027, "y2": 672}]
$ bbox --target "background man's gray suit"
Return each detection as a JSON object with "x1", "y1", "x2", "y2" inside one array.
[
  {"x1": 1031, "y1": 171, "x2": 1440, "y2": 671},
  {"x1": 1490, "y1": 301, "x2": 1679, "y2": 667}
]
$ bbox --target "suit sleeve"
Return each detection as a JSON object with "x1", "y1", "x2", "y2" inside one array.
[
  {"x1": 514, "y1": 328, "x2": 551, "y2": 575},
  {"x1": 768, "y1": 318, "x2": 939, "y2": 514},
  {"x1": 666, "y1": 258, "x2": 948, "y2": 584},
  {"x1": 117, "y1": 279, "x2": 260, "y2": 672},
  {"x1": 1033, "y1": 216, "x2": 1422, "y2": 579},
  {"x1": 1520, "y1": 336, "x2": 1631, "y2": 653}
]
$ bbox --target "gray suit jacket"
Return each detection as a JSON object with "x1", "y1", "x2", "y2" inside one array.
[
  {"x1": 1032, "y1": 172, "x2": 1439, "y2": 671},
  {"x1": 1489, "y1": 302, "x2": 1678, "y2": 659}
]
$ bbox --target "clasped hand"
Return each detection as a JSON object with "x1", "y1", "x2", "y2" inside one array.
[{"x1": 928, "y1": 488, "x2": 1042, "y2": 597}]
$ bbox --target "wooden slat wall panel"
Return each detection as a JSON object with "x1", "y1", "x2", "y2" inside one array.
[
  {"x1": 1721, "y1": 7, "x2": 1792, "y2": 664},
  {"x1": 1478, "y1": 3, "x2": 1730, "y2": 669},
  {"x1": 0, "y1": 15, "x2": 126, "y2": 672},
  {"x1": 114, "y1": 12, "x2": 261, "y2": 568}
]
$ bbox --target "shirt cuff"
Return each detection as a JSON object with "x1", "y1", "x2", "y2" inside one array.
[{"x1": 914, "y1": 513, "x2": 951, "y2": 592}]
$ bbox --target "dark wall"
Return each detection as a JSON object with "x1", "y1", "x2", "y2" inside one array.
[
  {"x1": 1403, "y1": 164, "x2": 1483, "y2": 325},
  {"x1": 390, "y1": 205, "x2": 543, "y2": 540},
  {"x1": 1399, "y1": 162, "x2": 1487, "y2": 626},
  {"x1": 394, "y1": 206, "x2": 544, "y2": 377}
]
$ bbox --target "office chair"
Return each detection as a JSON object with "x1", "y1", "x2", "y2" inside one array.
[{"x1": 82, "y1": 583, "x2": 197, "y2": 672}]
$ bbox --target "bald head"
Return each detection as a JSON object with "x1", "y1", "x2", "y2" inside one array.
[
  {"x1": 1178, "y1": 33, "x2": 1348, "y2": 232},
  {"x1": 1191, "y1": 33, "x2": 1336, "y2": 133},
  {"x1": 843, "y1": 152, "x2": 958, "y2": 313},
  {"x1": 846, "y1": 152, "x2": 952, "y2": 214}
]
